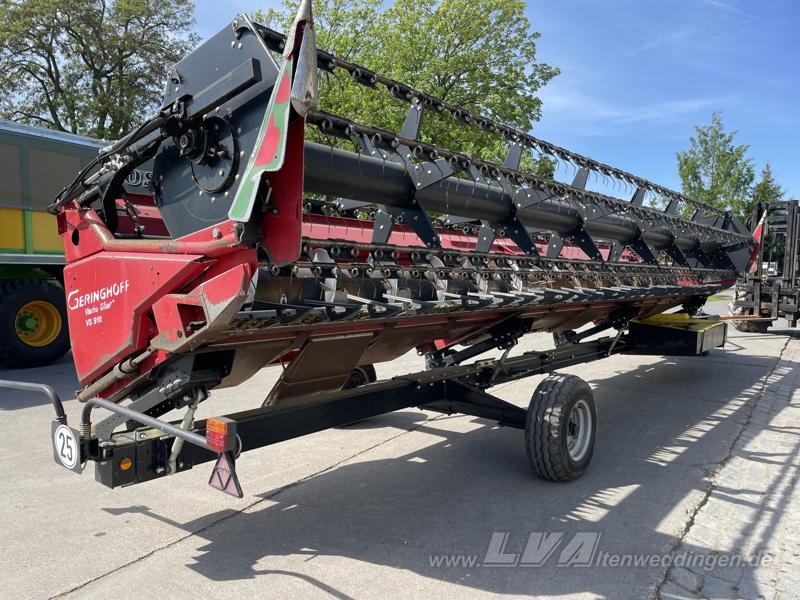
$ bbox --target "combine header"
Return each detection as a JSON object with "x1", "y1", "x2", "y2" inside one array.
[{"x1": 5, "y1": 3, "x2": 756, "y2": 495}]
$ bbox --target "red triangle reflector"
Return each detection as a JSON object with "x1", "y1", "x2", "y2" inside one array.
[{"x1": 208, "y1": 451, "x2": 243, "y2": 498}]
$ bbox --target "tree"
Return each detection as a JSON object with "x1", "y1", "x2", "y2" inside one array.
[
  {"x1": 0, "y1": 0, "x2": 199, "y2": 140},
  {"x1": 751, "y1": 163, "x2": 784, "y2": 212},
  {"x1": 676, "y1": 112, "x2": 755, "y2": 219},
  {"x1": 257, "y1": 0, "x2": 559, "y2": 176}
]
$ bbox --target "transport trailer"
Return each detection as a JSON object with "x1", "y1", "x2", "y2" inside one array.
[
  {"x1": 0, "y1": 122, "x2": 101, "y2": 367},
  {"x1": 3, "y1": 311, "x2": 726, "y2": 495},
  {"x1": 1, "y1": 3, "x2": 758, "y2": 497},
  {"x1": 730, "y1": 199, "x2": 800, "y2": 332},
  {"x1": 0, "y1": 121, "x2": 154, "y2": 367}
]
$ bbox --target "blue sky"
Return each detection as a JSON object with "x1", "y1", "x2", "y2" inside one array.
[{"x1": 195, "y1": 0, "x2": 799, "y2": 198}]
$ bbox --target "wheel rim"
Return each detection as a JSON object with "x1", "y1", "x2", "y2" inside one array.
[
  {"x1": 15, "y1": 301, "x2": 63, "y2": 348},
  {"x1": 566, "y1": 399, "x2": 592, "y2": 461},
  {"x1": 345, "y1": 367, "x2": 368, "y2": 389}
]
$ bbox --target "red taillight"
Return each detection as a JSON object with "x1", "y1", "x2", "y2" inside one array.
[{"x1": 206, "y1": 417, "x2": 236, "y2": 453}]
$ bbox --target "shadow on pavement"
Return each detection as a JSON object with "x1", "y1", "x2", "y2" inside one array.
[
  {"x1": 101, "y1": 336, "x2": 798, "y2": 599},
  {"x1": 0, "y1": 352, "x2": 77, "y2": 411}
]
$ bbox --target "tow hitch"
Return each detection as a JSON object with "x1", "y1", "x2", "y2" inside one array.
[{"x1": 0, "y1": 380, "x2": 244, "y2": 498}]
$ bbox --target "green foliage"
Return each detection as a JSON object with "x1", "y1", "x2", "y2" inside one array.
[
  {"x1": 751, "y1": 163, "x2": 785, "y2": 212},
  {"x1": 676, "y1": 112, "x2": 755, "y2": 219},
  {"x1": 257, "y1": 0, "x2": 558, "y2": 177},
  {"x1": 0, "y1": 0, "x2": 199, "y2": 139}
]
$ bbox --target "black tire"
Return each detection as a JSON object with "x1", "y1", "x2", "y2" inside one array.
[
  {"x1": 343, "y1": 364, "x2": 377, "y2": 389},
  {"x1": 0, "y1": 279, "x2": 70, "y2": 368},
  {"x1": 525, "y1": 374, "x2": 597, "y2": 482}
]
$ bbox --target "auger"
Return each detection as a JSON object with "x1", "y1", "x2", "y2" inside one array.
[{"x1": 7, "y1": 2, "x2": 760, "y2": 495}]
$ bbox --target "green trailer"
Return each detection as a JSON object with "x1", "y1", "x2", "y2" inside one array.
[{"x1": 0, "y1": 120, "x2": 150, "y2": 368}]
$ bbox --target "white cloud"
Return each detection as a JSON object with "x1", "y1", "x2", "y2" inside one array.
[
  {"x1": 613, "y1": 98, "x2": 724, "y2": 124},
  {"x1": 701, "y1": 0, "x2": 744, "y2": 14},
  {"x1": 538, "y1": 85, "x2": 726, "y2": 130},
  {"x1": 627, "y1": 25, "x2": 698, "y2": 56}
]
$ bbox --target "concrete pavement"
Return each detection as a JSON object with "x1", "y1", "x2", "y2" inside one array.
[
  {"x1": 659, "y1": 328, "x2": 800, "y2": 599},
  {"x1": 1, "y1": 300, "x2": 797, "y2": 599}
]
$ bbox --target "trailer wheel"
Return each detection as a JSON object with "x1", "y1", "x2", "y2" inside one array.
[
  {"x1": 344, "y1": 364, "x2": 377, "y2": 389},
  {"x1": 525, "y1": 374, "x2": 596, "y2": 482},
  {"x1": 0, "y1": 279, "x2": 70, "y2": 368}
]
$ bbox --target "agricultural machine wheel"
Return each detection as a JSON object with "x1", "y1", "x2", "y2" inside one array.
[
  {"x1": 0, "y1": 279, "x2": 70, "y2": 368},
  {"x1": 728, "y1": 304, "x2": 772, "y2": 334},
  {"x1": 344, "y1": 364, "x2": 377, "y2": 389},
  {"x1": 525, "y1": 374, "x2": 596, "y2": 482}
]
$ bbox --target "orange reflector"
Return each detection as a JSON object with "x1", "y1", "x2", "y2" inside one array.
[
  {"x1": 119, "y1": 457, "x2": 133, "y2": 472},
  {"x1": 206, "y1": 417, "x2": 236, "y2": 453}
]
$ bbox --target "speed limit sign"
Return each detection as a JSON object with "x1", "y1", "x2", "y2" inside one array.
[{"x1": 51, "y1": 422, "x2": 83, "y2": 473}]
